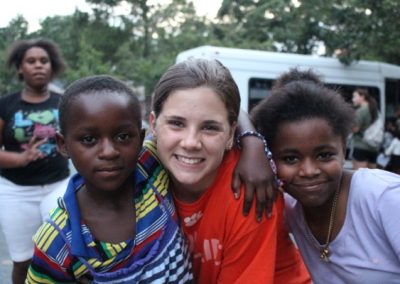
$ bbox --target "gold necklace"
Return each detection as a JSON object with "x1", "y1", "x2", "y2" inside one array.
[{"x1": 305, "y1": 180, "x2": 341, "y2": 262}]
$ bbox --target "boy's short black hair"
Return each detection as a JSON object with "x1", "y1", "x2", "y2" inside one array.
[
  {"x1": 251, "y1": 68, "x2": 355, "y2": 145},
  {"x1": 59, "y1": 75, "x2": 142, "y2": 135}
]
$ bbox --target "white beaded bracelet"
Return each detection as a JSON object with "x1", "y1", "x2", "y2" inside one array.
[
  {"x1": 236, "y1": 131, "x2": 271, "y2": 158},
  {"x1": 236, "y1": 131, "x2": 281, "y2": 185}
]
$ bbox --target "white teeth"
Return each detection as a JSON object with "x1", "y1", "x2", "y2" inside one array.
[{"x1": 177, "y1": 155, "x2": 202, "y2": 165}]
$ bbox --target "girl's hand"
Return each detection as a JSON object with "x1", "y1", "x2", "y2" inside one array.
[
  {"x1": 19, "y1": 136, "x2": 46, "y2": 166},
  {"x1": 232, "y1": 135, "x2": 277, "y2": 222}
]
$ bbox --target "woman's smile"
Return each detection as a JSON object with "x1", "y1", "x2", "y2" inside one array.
[{"x1": 175, "y1": 154, "x2": 205, "y2": 165}]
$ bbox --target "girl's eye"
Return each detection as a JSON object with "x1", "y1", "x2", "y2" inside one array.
[
  {"x1": 202, "y1": 124, "x2": 220, "y2": 132},
  {"x1": 168, "y1": 120, "x2": 184, "y2": 128},
  {"x1": 318, "y1": 152, "x2": 334, "y2": 160},
  {"x1": 116, "y1": 133, "x2": 131, "y2": 142},
  {"x1": 25, "y1": 58, "x2": 49, "y2": 65},
  {"x1": 81, "y1": 135, "x2": 96, "y2": 145},
  {"x1": 40, "y1": 58, "x2": 49, "y2": 64},
  {"x1": 282, "y1": 155, "x2": 299, "y2": 164}
]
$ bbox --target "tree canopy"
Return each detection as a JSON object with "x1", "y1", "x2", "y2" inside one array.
[{"x1": 0, "y1": 0, "x2": 399, "y2": 97}]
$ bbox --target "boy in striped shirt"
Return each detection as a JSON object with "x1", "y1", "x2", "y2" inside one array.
[{"x1": 26, "y1": 75, "x2": 193, "y2": 283}]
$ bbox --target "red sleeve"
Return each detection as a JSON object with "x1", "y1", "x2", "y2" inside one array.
[{"x1": 216, "y1": 192, "x2": 279, "y2": 284}]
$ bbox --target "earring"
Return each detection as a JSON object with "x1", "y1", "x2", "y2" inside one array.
[
  {"x1": 278, "y1": 181, "x2": 285, "y2": 193},
  {"x1": 226, "y1": 141, "x2": 233, "y2": 150},
  {"x1": 151, "y1": 130, "x2": 157, "y2": 140}
]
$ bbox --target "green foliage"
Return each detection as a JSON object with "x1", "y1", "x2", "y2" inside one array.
[
  {"x1": 65, "y1": 37, "x2": 113, "y2": 83},
  {"x1": 0, "y1": 16, "x2": 29, "y2": 95},
  {"x1": 320, "y1": 0, "x2": 400, "y2": 64},
  {"x1": 217, "y1": 0, "x2": 400, "y2": 64},
  {"x1": 0, "y1": 0, "x2": 399, "y2": 96}
]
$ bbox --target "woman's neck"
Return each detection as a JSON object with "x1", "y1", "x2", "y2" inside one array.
[
  {"x1": 21, "y1": 85, "x2": 50, "y2": 103},
  {"x1": 172, "y1": 181, "x2": 207, "y2": 203}
]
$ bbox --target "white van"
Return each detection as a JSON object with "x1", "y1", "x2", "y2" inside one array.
[{"x1": 177, "y1": 45, "x2": 400, "y2": 118}]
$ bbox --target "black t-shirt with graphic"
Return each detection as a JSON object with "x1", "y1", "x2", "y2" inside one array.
[{"x1": 0, "y1": 92, "x2": 69, "y2": 185}]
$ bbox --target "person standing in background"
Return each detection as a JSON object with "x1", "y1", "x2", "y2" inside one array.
[
  {"x1": 394, "y1": 106, "x2": 400, "y2": 131},
  {"x1": 385, "y1": 130, "x2": 400, "y2": 174},
  {"x1": 376, "y1": 118, "x2": 397, "y2": 170},
  {"x1": 351, "y1": 88, "x2": 380, "y2": 169},
  {"x1": 0, "y1": 38, "x2": 70, "y2": 284}
]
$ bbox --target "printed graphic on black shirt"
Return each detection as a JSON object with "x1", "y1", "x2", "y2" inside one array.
[{"x1": 13, "y1": 108, "x2": 59, "y2": 157}]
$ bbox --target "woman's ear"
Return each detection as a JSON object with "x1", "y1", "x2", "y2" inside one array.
[
  {"x1": 55, "y1": 133, "x2": 69, "y2": 158},
  {"x1": 149, "y1": 111, "x2": 157, "y2": 138},
  {"x1": 226, "y1": 122, "x2": 237, "y2": 150},
  {"x1": 17, "y1": 67, "x2": 23, "y2": 80}
]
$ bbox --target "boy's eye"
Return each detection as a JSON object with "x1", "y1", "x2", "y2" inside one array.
[
  {"x1": 81, "y1": 135, "x2": 96, "y2": 145},
  {"x1": 116, "y1": 133, "x2": 131, "y2": 142}
]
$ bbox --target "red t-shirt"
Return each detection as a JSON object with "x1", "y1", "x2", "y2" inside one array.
[
  {"x1": 274, "y1": 194, "x2": 311, "y2": 284},
  {"x1": 173, "y1": 149, "x2": 310, "y2": 283}
]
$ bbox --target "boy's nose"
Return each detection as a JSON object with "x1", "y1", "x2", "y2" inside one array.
[{"x1": 99, "y1": 139, "x2": 119, "y2": 159}]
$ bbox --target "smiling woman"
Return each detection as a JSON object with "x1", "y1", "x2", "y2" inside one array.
[{"x1": 149, "y1": 58, "x2": 310, "y2": 283}]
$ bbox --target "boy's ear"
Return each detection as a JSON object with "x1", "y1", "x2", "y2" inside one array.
[{"x1": 55, "y1": 132, "x2": 69, "y2": 158}]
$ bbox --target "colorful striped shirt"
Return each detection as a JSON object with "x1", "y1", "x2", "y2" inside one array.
[{"x1": 26, "y1": 141, "x2": 193, "y2": 283}]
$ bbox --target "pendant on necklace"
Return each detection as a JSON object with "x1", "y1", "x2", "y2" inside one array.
[{"x1": 320, "y1": 247, "x2": 330, "y2": 262}]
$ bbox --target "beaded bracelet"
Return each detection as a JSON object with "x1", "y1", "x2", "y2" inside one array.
[
  {"x1": 236, "y1": 131, "x2": 270, "y2": 156},
  {"x1": 236, "y1": 131, "x2": 281, "y2": 186}
]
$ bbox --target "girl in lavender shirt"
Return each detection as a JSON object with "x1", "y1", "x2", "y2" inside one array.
[{"x1": 251, "y1": 68, "x2": 400, "y2": 283}]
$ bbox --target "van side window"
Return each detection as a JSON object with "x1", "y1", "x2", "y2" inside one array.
[
  {"x1": 325, "y1": 84, "x2": 380, "y2": 109},
  {"x1": 249, "y1": 78, "x2": 273, "y2": 111},
  {"x1": 249, "y1": 79, "x2": 380, "y2": 113},
  {"x1": 385, "y1": 79, "x2": 400, "y2": 117}
]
